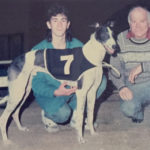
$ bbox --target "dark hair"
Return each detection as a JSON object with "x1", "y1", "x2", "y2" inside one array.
[
  {"x1": 47, "y1": 3, "x2": 70, "y2": 21},
  {"x1": 46, "y1": 3, "x2": 72, "y2": 42}
]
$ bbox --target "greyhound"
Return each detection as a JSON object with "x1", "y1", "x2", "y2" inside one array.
[{"x1": 0, "y1": 23, "x2": 119, "y2": 144}]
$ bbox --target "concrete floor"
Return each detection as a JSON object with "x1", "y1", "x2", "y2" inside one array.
[{"x1": 0, "y1": 93, "x2": 150, "y2": 150}]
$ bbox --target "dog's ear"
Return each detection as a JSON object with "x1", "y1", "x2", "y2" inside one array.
[
  {"x1": 89, "y1": 22, "x2": 101, "y2": 29},
  {"x1": 106, "y1": 20, "x2": 115, "y2": 28}
]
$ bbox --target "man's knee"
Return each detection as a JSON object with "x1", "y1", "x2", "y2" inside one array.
[
  {"x1": 50, "y1": 104, "x2": 72, "y2": 124},
  {"x1": 120, "y1": 100, "x2": 136, "y2": 117},
  {"x1": 58, "y1": 105, "x2": 71, "y2": 123}
]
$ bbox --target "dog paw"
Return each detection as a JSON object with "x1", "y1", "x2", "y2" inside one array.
[
  {"x1": 78, "y1": 137, "x2": 86, "y2": 144},
  {"x1": 3, "y1": 139, "x2": 13, "y2": 146},
  {"x1": 91, "y1": 131, "x2": 98, "y2": 136},
  {"x1": 19, "y1": 126, "x2": 29, "y2": 132}
]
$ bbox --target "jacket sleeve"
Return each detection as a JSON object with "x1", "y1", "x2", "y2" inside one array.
[{"x1": 32, "y1": 72, "x2": 61, "y2": 98}]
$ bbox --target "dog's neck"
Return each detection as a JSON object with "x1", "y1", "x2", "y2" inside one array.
[{"x1": 82, "y1": 33, "x2": 106, "y2": 66}]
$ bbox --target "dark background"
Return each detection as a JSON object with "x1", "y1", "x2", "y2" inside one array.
[{"x1": 0, "y1": 0, "x2": 150, "y2": 60}]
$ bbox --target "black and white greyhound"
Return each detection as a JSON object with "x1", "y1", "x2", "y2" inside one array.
[{"x1": 0, "y1": 23, "x2": 120, "y2": 144}]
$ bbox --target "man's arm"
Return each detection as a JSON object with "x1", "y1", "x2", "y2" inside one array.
[
  {"x1": 109, "y1": 55, "x2": 133, "y2": 101},
  {"x1": 32, "y1": 72, "x2": 76, "y2": 98}
]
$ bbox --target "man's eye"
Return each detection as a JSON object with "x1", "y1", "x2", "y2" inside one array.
[
  {"x1": 62, "y1": 19, "x2": 67, "y2": 22},
  {"x1": 52, "y1": 18, "x2": 57, "y2": 22},
  {"x1": 141, "y1": 20, "x2": 146, "y2": 23}
]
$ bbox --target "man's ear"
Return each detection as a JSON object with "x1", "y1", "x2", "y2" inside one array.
[{"x1": 46, "y1": 21, "x2": 51, "y2": 29}]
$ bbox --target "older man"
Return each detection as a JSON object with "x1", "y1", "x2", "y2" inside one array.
[{"x1": 109, "y1": 6, "x2": 150, "y2": 123}]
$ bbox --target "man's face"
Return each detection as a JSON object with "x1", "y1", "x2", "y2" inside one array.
[
  {"x1": 130, "y1": 8, "x2": 149, "y2": 39},
  {"x1": 47, "y1": 14, "x2": 70, "y2": 38}
]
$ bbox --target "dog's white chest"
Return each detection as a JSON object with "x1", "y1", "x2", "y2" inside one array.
[{"x1": 83, "y1": 34, "x2": 106, "y2": 66}]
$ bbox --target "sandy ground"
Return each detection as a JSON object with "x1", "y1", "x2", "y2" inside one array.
[{"x1": 0, "y1": 93, "x2": 150, "y2": 150}]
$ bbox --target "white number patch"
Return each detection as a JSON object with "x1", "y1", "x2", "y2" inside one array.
[{"x1": 60, "y1": 55, "x2": 74, "y2": 75}]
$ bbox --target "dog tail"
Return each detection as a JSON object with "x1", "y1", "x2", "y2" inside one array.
[
  {"x1": 102, "y1": 61, "x2": 120, "y2": 78},
  {"x1": 0, "y1": 95, "x2": 8, "y2": 105}
]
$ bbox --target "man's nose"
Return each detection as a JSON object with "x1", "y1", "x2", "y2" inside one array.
[
  {"x1": 57, "y1": 21, "x2": 62, "y2": 27},
  {"x1": 135, "y1": 23, "x2": 140, "y2": 28}
]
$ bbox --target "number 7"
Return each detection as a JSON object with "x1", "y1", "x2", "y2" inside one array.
[{"x1": 60, "y1": 55, "x2": 74, "y2": 75}]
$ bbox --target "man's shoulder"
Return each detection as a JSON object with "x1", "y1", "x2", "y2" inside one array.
[
  {"x1": 71, "y1": 38, "x2": 83, "y2": 43},
  {"x1": 69, "y1": 38, "x2": 83, "y2": 48},
  {"x1": 118, "y1": 30, "x2": 128, "y2": 39},
  {"x1": 31, "y1": 39, "x2": 52, "y2": 51}
]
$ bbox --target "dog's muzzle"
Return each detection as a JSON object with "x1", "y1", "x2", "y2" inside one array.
[
  {"x1": 104, "y1": 44, "x2": 116, "y2": 55},
  {"x1": 112, "y1": 44, "x2": 120, "y2": 57},
  {"x1": 112, "y1": 44, "x2": 117, "y2": 50}
]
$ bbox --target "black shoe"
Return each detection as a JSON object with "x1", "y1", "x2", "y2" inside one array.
[{"x1": 132, "y1": 118, "x2": 143, "y2": 123}]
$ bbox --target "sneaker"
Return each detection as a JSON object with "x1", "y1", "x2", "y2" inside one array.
[
  {"x1": 41, "y1": 110, "x2": 59, "y2": 133},
  {"x1": 132, "y1": 118, "x2": 143, "y2": 123},
  {"x1": 70, "y1": 119, "x2": 76, "y2": 129}
]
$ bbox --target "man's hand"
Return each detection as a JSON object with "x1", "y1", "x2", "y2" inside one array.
[
  {"x1": 119, "y1": 87, "x2": 133, "y2": 101},
  {"x1": 54, "y1": 82, "x2": 77, "y2": 96},
  {"x1": 129, "y1": 64, "x2": 142, "y2": 84}
]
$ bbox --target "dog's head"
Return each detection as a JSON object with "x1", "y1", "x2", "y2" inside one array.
[{"x1": 94, "y1": 22, "x2": 119, "y2": 56}]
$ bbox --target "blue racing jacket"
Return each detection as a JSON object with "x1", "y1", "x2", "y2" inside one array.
[{"x1": 31, "y1": 38, "x2": 83, "y2": 114}]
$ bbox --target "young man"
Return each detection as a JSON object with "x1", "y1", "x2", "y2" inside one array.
[
  {"x1": 32, "y1": 3, "x2": 107, "y2": 132},
  {"x1": 109, "y1": 6, "x2": 150, "y2": 123}
]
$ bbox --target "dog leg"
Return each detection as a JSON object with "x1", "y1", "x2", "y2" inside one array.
[
  {"x1": 0, "y1": 77, "x2": 29, "y2": 143},
  {"x1": 12, "y1": 79, "x2": 32, "y2": 131},
  {"x1": 87, "y1": 88, "x2": 97, "y2": 135},
  {"x1": 0, "y1": 101, "x2": 12, "y2": 144},
  {"x1": 75, "y1": 69, "x2": 97, "y2": 143},
  {"x1": 0, "y1": 98, "x2": 22, "y2": 143},
  {"x1": 87, "y1": 67, "x2": 102, "y2": 136},
  {"x1": 75, "y1": 90, "x2": 87, "y2": 144},
  {"x1": 12, "y1": 96, "x2": 29, "y2": 131}
]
